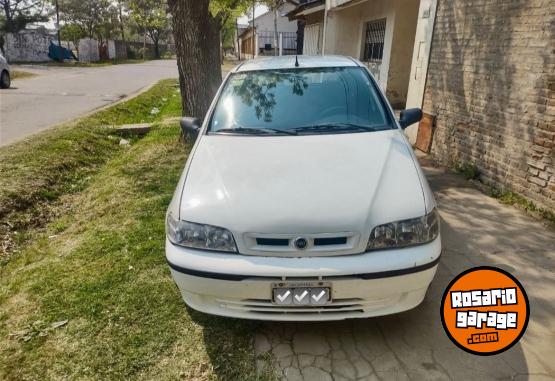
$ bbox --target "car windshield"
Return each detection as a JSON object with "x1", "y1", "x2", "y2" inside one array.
[{"x1": 209, "y1": 67, "x2": 393, "y2": 135}]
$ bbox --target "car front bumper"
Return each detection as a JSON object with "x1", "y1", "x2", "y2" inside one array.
[{"x1": 166, "y1": 236, "x2": 441, "y2": 321}]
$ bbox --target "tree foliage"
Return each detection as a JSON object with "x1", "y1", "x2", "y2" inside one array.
[
  {"x1": 0, "y1": 0, "x2": 48, "y2": 33},
  {"x1": 127, "y1": 0, "x2": 170, "y2": 58},
  {"x1": 59, "y1": 22, "x2": 85, "y2": 54},
  {"x1": 61, "y1": 0, "x2": 115, "y2": 40},
  {"x1": 210, "y1": 0, "x2": 250, "y2": 51}
]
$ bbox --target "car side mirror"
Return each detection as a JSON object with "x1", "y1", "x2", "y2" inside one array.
[
  {"x1": 399, "y1": 108, "x2": 423, "y2": 129},
  {"x1": 180, "y1": 117, "x2": 201, "y2": 141}
]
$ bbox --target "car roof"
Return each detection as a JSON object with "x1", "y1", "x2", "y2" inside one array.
[{"x1": 234, "y1": 55, "x2": 361, "y2": 72}]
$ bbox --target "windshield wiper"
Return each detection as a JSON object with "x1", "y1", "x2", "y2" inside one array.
[
  {"x1": 214, "y1": 127, "x2": 298, "y2": 135},
  {"x1": 293, "y1": 123, "x2": 387, "y2": 133}
]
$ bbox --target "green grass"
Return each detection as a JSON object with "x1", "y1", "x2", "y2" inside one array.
[
  {"x1": 0, "y1": 125, "x2": 268, "y2": 380},
  {"x1": 0, "y1": 79, "x2": 271, "y2": 380},
  {"x1": 489, "y1": 189, "x2": 555, "y2": 224},
  {"x1": 0, "y1": 79, "x2": 181, "y2": 261},
  {"x1": 450, "y1": 160, "x2": 554, "y2": 225},
  {"x1": 454, "y1": 162, "x2": 481, "y2": 181}
]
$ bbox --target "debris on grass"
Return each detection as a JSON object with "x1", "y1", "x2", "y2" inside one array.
[{"x1": 9, "y1": 320, "x2": 69, "y2": 342}]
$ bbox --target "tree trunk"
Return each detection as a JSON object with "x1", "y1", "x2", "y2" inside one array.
[
  {"x1": 168, "y1": 0, "x2": 222, "y2": 120},
  {"x1": 143, "y1": 31, "x2": 147, "y2": 59},
  {"x1": 2, "y1": 1, "x2": 14, "y2": 33},
  {"x1": 153, "y1": 38, "x2": 160, "y2": 59},
  {"x1": 118, "y1": 4, "x2": 126, "y2": 43}
]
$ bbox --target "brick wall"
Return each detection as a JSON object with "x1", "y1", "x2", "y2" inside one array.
[{"x1": 422, "y1": 0, "x2": 555, "y2": 210}]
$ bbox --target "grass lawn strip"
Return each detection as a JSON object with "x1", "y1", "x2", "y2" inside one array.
[
  {"x1": 0, "y1": 79, "x2": 182, "y2": 261},
  {"x1": 0, "y1": 122, "x2": 272, "y2": 380}
]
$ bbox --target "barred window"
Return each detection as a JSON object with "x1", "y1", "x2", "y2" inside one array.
[{"x1": 363, "y1": 19, "x2": 386, "y2": 62}]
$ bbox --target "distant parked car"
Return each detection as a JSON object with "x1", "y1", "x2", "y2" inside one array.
[
  {"x1": 0, "y1": 52, "x2": 10, "y2": 89},
  {"x1": 166, "y1": 55, "x2": 441, "y2": 321}
]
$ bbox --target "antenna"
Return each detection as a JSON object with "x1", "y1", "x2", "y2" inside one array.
[{"x1": 295, "y1": 55, "x2": 299, "y2": 67}]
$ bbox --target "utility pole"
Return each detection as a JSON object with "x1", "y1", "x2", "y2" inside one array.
[{"x1": 55, "y1": 0, "x2": 63, "y2": 62}]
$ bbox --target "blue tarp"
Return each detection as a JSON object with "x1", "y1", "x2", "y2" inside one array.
[{"x1": 48, "y1": 42, "x2": 78, "y2": 62}]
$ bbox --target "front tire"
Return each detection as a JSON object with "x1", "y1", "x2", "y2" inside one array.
[{"x1": 0, "y1": 70, "x2": 10, "y2": 89}]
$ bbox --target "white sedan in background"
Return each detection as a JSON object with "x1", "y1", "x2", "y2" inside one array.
[
  {"x1": 0, "y1": 52, "x2": 10, "y2": 89},
  {"x1": 166, "y1": 55, "x2": 441, "y2": 321}
]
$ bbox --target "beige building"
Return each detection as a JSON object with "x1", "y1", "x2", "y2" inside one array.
[
  {"x1": 291, "y1": 0, "x2": 436, "y2": 139},
  {"x1": 290, "y1": 0, "x2": 554, "y2": 214}
]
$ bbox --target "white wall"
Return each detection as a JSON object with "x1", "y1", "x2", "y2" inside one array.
[
  {"x1": 384, "y1": 1, "x2": 419, "y2": 108},
  {"x1": 108, "y1": 40, "x2": 116, "y2": 60},
  {"x1": 253, "y1": 3, "x2": 298, "y2": 33},
  {"x1": 4, "y1": 32, "x2": 52, "y2": 62},
  {"x1": 78, "y1": 38, "x2": 99, "y2": 62},
  {"x1": 323, "y1": 0, "x2": 420, "y2": 107},
  {"x1": 324, "y1": 1, "x2": 396, "y2": 89},
  {"x1": 405, "y1": 0, "x2": 438, "y2": 143}
]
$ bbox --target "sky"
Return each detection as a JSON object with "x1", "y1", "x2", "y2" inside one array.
[{"x1": 237, "y1": 5, "x2": 269, "y2": 26}]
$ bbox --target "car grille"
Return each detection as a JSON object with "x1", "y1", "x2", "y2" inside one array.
[
  {"x1": 255, "y1": 238, "x2": 290, "y2": 246},
  {"x1": 255, "y1": 236, "x2": 348, "y2": 247},
  {"x1": 244, "y1": 232, "x2": 360, "y2": 256},
  {"x1": 215, "y1": 297, "x2": 391, "y2": 315}
]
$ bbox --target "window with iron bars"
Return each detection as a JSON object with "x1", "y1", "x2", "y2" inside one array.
[{"x1": 362, "y1": 18, "x2": 386, "y2": 62}]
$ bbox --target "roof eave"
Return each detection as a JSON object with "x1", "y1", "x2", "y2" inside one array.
[{"x1": 286, "y1": 0, "x2": 326, "y2": 21}]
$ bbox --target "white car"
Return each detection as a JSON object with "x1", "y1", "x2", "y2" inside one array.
[
  {"x1": 0, "y1": 52, "x2": 10, "y2": 89},
  {"x1": 166, "y1": 56, "x2": 440, "y2": 321}
]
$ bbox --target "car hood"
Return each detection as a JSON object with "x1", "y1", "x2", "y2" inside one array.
[{"x1": 179, "y1": 130, "x2": 426, "y2": 254}]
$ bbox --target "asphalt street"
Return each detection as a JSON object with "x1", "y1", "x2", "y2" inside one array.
[{"x1": 0, "y1": 60, "x2": 178, "y2": 146}]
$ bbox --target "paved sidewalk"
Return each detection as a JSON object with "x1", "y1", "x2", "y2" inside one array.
[{"x1": 255, "y1": 153, "x2": 555, "y2": 381}]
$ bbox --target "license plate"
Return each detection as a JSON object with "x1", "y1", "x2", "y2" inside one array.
[{"x1": 272, "y1": 281, "x2": 331, "y2": 306}]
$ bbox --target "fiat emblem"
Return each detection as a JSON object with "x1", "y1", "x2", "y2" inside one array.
[{"x1": 294, "y1": 237, "x2": 308, "y2": 250}]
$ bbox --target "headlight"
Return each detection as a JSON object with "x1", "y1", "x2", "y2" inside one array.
[
  {"x1": 367, "y1": 208, "x2": 439, "y2": 250},
  {"x1": 166, "y1": 212, "x2": 238, "y2": 252}
]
